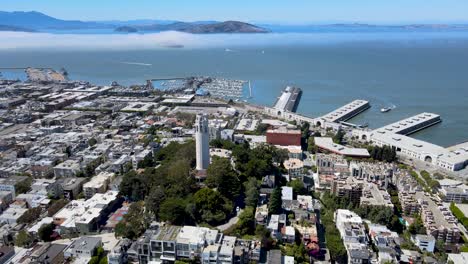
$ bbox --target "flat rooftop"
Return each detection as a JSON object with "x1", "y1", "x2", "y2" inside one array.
[
  {"x1": 273, "y1": 86, "x2": 301, "y2": 112},
  {"x1": 321, "y1": 100, "x2": 369, "y2": 123},
  {"x1": 315, "y1": 137, "x2": 370, "y2": 157},
  {"x1": 373, "y1": 112, "x2": 441, "y2": 135}
]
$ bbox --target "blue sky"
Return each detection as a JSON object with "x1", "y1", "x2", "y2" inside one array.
[{"x1": 2, "y1": 0, "x2": 468, "y2": 24}]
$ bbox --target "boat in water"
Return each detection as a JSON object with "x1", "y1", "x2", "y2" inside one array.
[{"x1": 381, "y1": 107, "x2": 392, "y2": 113}]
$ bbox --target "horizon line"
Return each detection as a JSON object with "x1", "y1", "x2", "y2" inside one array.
[{"x1": 2, "y1": 10, "x2": 468, "y2": 25}]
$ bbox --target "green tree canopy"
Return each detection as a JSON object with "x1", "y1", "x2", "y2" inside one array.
[
  {"x1": 193, "y1": 188, "x2": 233, "y2": 225},
  {"x1": 269, "y1": 187, "x2": 283, "y2": 215},
  {"x1": 15, "y1": 230, "x2": 32, "y2": 248},
  {"x1": 145, "y1": 186, "x2": 166, "y2": 217},
  {"x1": 115, "y1": 201, "x2": 149, "y2": 240},
  {"x1": 18, "y1": 207, "x2": 42, "y2": 224},
  {"x1": 244, "y1": 178, "x2": 259, "y2": 208},
  {"x1": 38, "y1": 223, "x2": 55, "y2": 242},
  {"x1": 206, "y1": 157, "x2": 241, "y2": 200},
  {"x1": 159, "y1": 198, "x2": 187, "y2": 225}
]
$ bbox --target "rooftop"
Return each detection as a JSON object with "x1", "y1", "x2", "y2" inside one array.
[{"x1": 315, "y1": 137, "x2": 370, "y2": 157}]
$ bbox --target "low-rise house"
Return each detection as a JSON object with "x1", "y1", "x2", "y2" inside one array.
[
  {"x1": 53, "y1": 159, "x2": 81, "y2": 178},
  {"x1": 283, "y1": 159, "x2": 304, "y2": 178},
  {"x1": 281, "y1": 186, "x2": 293, "y2": 201},
  {"x1": 30, "y1": 179, "x2": 61, "y2": 198},
  {"x1": 176, "y1": 226, "x2": 221, "y2": 259},
  {"x1": 447, "y1": 252, "x2": 468, "y2": 264},
  {"x1": 64, "y1": 236, "x2": 102, "y2": 261},
  {"x1": 83, "y1": 172, "x2": 115, "y2": 199},
  {"x1": 0, "y1": 207, "x2": 28, "y2": 225},
  {"x1": 53, "y1": 191, "x2": 121, "y2": 234},
  {"x1": 29, "y1": 243, "x2": 67, "y2": 264},
  {"x1": 58, "y1": 177, "x2": 86, "y2": 200},
  {"x1": 412, "y1": 234, "x2": 435, "y2": 253},
  {"x1": 255, "y1": 204, "x2": 269, "y2": 226}
]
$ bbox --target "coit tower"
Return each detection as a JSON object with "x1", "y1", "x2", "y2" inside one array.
[{"x1": 195, "y1": 114, "x2": 210, "y2": 171}]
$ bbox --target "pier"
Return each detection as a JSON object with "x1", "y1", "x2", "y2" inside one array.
[
  {"x1": 320, "y1": 100, "x2": 370, "y2": 124},
  {"x1": 373, "y1": 112, "x2": 441, "y2": 136},
  {"x1": 273, "y1": 86, "x2": 302, "y2": 113}
]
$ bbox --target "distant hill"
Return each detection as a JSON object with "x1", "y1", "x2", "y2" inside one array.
[
  {"x1": 183, "y1": 21, "x2": 269, "y2": 33},
  {"x1": 134, "y1": 21, "x2": 269, "y2": 33},
  {"x1": 0, "y1": 11, "x2": 111, "y2": 29},
  {"x1": 0, "y1": 24, "x2": 35, "y2": 32},
  {"x1": 1, "y1": 10, "x2": 467, "y2": 34},
  {"x1": 115, "y1": 26, "x2": 138, "y2": 33}
]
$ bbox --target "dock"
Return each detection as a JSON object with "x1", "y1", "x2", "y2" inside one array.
[
  {"x1": 373, "y1": 112, "x2": 441, "y2": 136},
  {"x1": 273, "y1": 86, "x2": 302, "y2": 113},
  {"x1": 320, "y1": 100, "x2": 370, "y2": 123}
]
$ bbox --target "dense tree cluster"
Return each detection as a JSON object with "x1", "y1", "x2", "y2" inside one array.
[
  {"x1": 408, "y1": 215, "x2": 426, "y2": 235},
  {"x1": 47, "y1": 199, "x2": 69, "y2": 217},
  {"x1": 206, "y1": 157, "x2": 241, "y2": 200},
  {"x1": 193, "y1": 188, "x2": 233, "y2": 225},
  {"x1": 320, "y1": 192, "x2": 348, "y2": 263},
  {"x1": 420, "y1": 170, "x2": 441, "y2": 191},
  {"x1": 367, "y1": 145, "x2": 397, "y2": 162},
  {"x1": 321, "y1": 191, "x2": 404, "y2": 235},
  {"x1": 287, "y1": 179, "x2": 307, "y2": 197},
  {"x1": 269, "y1": 187, "x2": 283, "y2": 215},
  {"x1": 89, "y1": 246, "x2": 108, "y2": 264},
  {"x1": 15, "y1": 230, "x2": 33, "y2": 248},
  {"x1": 409, "y1": 170, "x2": 431, "y2": 193},
  {"x1": 227, "y1": 207, "x2": 256, "y2": 238},
  {"x1": 450, "y1": 203, "x2": 468, "y2": 229},
  {"x1": 332, "y1": 128, "x2": 345, "y2": 145},
  {"x1": 18, "y1": 207, "x2": 42, "y2": 224},
  {"x1": 115, "y1": 201, "x2": 149, "y2": 240},
  {"x1": 15, "y1": 177, "x2": 32, "y2": 195},
  {"x1": 38, "y1": 223, "x2": 55, "y2": 242},
  {"x1": 120, "y1": 140, "x2": 272, "y2": 228},
  {"x1": 244, "y1": 178, "x2": 260, "y2": 208}
]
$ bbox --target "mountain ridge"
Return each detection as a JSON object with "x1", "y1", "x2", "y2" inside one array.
[{"x1": 0, "y1": 11, "x2": 267, "y2": 33}]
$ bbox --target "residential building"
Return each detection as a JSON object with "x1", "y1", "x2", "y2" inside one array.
[
  {"x1": 29, "y1": 243, "x2": 67, "y2": 264},
  {"x1": 283, "y1": 159, "x2": 304, "y2": 178},
  {"x1": 412, "y1": 234, "x2": 436, "y2": 253},
  {"x1": 266, "y1": 128, "x2": 301, "y2": 147},
  {"x1": 331, "y1": 177, "x2": 363, "y2": 205},
  {"x1": 0, "y1": 207, "x2": 28, "y2": 224},
  {"x1": 0, "y1": 176, "x2": 29, "y2": 199},
  {"x1": 447, "y1": 252, "x2": 468, "y2": 264},
  {"x1": 64, "y1": 236, "x2": 102, "y2": 260},
  {"x1": 31, "y1": 159, "x2": 55, "y2": 178},
  {"x1": 438, "y1": 179, "x2": 468, "y2": 203},
  {"x1": 281, "y1": 186, "x2": 293, "y2": 201},
  {"x1": 415, "y1": 192, "x2": 461, "y2": 244},
  {"x1": 54, "y1": 159, "x2": 81, "y2": 178},
  {"x1": 176, "y1": 226, "x2": 221, "y2": 259},
  {"x1": 53, "y1": 191, "x2": 121, "y2": 234},
  {"x1": 58, "y1": 177, "x2": 86, "y2": 200},
  {"x1": 83, "y1": 172, "x2": 115, "y2": 199}
]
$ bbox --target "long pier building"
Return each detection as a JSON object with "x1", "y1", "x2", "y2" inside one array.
[
  {"x1": 273, "y1": 86, "x2": 302, "y2": 113},
  {"x1": 318, "y1": 100, "x2": 370, "y2": 125},
  {"x1": 372, "y1": 112, "x2": 441, "y2": 136}
]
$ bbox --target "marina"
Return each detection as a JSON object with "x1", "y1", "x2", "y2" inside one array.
[{"x1": 149, "y1": 77, "x2": 247, "y2": 100}]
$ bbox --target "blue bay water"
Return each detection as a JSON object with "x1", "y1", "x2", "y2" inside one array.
[{"x1": 1, "y1": 32, "x2": 468, "y2": 147}]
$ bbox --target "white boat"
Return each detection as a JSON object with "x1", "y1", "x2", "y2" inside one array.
[{"x1": 381, "y1": 107, "x2": 392, "y2": 113}]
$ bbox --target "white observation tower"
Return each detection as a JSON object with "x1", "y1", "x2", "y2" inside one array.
[{"x1": 195, "y1": 114, "x2": 210, "y2": 171}]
